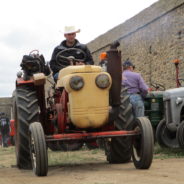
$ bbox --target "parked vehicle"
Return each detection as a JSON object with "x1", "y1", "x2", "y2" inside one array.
[
  {"x1": 155, "y1": 59, "x2": 184, "y2": 148},
  {"x1": 13, "y1": 42, "x2": 153, "y2": 176},
  {"x1": 156, "y1": 87, "x2": 184, "y2": 148},
  {"x1": 144, "y1": 83, "x2": 165, "y2": 138}
]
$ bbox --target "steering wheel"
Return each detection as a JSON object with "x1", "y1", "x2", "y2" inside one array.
[
  {"x1": 56, "y1": 48, "x2": 86, "y2": 66},
  {"x1": 150, "y1": 82, "x2": 165, "y2": 91}
]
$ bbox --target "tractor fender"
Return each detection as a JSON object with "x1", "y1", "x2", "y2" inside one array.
[{"x1": 16, "y1": 73, "x2": 46, "y2": 86}]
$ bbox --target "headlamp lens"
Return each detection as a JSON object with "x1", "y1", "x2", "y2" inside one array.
[
  {"x1": 70, "y1": 76, "x2": 84, "y2": 90},
  {"x1": 95, "y1": 74, "x2": 110, "y2": 89}
]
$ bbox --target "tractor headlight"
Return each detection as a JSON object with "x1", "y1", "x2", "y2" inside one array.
[
  {"x1": 176, "y1": 97, "x2": 183, "y2": 105},
  {"x1": 69, "y1": 76, "x2": 84, "y2": 90},
  {"x1": 95, "y1": 74, "x2": 110, "y2": 89}
]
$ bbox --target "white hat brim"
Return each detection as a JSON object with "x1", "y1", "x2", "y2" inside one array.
[{"x1": 64, "y1": 29, "x2": 80, "y2": 34}]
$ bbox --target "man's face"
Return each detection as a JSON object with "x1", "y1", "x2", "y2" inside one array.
[
  {"x1": 129, "y1": 66, "x2": 134, "y2": 71},
  {"x1": 64, "y1": 33, "x2": 76, "y2": 43}
]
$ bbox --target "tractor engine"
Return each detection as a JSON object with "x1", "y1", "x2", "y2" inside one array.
[{"x1": 20, "y1": 50, "x2": 50, "y2": 80}]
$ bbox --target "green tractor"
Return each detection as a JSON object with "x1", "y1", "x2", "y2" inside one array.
[{"x1": 144, "y1": 83, "x2": 165, "y2": 137}]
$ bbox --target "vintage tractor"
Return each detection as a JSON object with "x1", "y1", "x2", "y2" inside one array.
[
  {"x1": 155, "y1": 59, "x2": 184, "y2": 148},
  {"x1": 13, "y1": 42, "x2": 154, "y2": 176},
  {"x1": 144, "y1": 83, "x2": 165, "y2": 139}
]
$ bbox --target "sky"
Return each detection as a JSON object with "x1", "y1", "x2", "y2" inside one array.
[{"x1": 0, "y1": 0, "x2": 158, "y2": 97}]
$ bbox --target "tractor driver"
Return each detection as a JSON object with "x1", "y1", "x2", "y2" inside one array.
[
  {"x1": 50, "y1": 26, "x2": 94, "y2": 80},
  {"x1": 122, "y1": 60, "x2": 148, "y2": 117}
]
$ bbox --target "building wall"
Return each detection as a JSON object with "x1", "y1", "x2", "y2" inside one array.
[
  {"x1": 0, "y1": 97, "x2": 12, "y2": 119},
  {"x1": 87, "y1": 0, "x2": 184, "y2": 89}
]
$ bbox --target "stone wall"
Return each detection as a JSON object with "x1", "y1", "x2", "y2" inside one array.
[
  {"x1": 0, "y1": 97, "x2": 12, "y2": 119},
  {"x1": 87, "y1": 0, "x2": 184, "y2": 89}
]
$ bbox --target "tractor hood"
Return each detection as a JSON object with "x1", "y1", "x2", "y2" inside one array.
[{"x1": 163, "y1": 87, "x2": 184, "y2": 100}]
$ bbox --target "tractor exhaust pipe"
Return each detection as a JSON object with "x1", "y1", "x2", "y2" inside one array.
[
  {"x1": 106, "y1": 41, "x2": 122, "y2": 121},
  {"x1": 107, "y1": 41, "x2": 122, "y2": 107}
]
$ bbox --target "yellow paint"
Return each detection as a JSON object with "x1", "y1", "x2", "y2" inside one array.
[{"x1": 56, "y1": 65, "x2": 112, "y2": 128}]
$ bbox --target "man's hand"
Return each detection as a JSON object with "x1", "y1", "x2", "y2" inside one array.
[
  {"x1": 69, "y1": 60, "x2": 74, "y2": 65},
  {"x1": 76, "y1": 61, "x2": 84, "y2": 65}
]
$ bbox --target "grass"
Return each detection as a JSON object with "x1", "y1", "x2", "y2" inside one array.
[
  {"x1": 48, "y1": 148, "x2": 105, "y2": 166},
  {"x1": 0, "y1": 146, "x2": 14, "y2": 156},
  {"x1": 0, "y1": 146, "x2": 16, "y2": 168},
  {"x1": 48, "y1": 144, "x2": 184, "y2": 166},
  {"x1": 154, "y1": 143, "x2": 184, "y2": 159},
  {"x1": 1, "y1": 144, "x2": 184, "y2": 168}
]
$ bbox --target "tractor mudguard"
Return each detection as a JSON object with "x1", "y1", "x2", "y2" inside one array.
[{"x1": 16, "y1": 73, "x2": 46, "y2": 86}]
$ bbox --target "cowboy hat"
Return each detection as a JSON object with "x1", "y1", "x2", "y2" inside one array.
[{"x1": 64, "y1": 26, "x2": 80, "y2": 34}]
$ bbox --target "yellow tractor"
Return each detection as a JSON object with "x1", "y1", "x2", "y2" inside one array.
[{"x1": 13, "y1": 42, "x2": 154, "y2": 176}]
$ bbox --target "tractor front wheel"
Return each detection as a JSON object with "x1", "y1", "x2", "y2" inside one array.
[
  {"x1": 156, "y1": 119, "x2": 179, "y2": 148},
  {"x1": 132, "y1": 117, "x2": 154, "y2": 169},
  {"x1": 29, "y1": 122, "x2": 48, "y2": 176}
]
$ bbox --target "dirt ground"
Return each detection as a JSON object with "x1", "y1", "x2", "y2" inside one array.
[{"x1": 0, "y1": 146, "x2": 184, "y2": 184}]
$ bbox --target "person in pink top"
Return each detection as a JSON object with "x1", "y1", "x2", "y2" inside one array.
[{"x1": 122, "y1": 60, "x2": 149, "y2": 117}]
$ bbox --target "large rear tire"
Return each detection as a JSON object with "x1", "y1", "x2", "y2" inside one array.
[
  {"x1": 156, "y1": 119, "x2": 179, "y2": 148},
  {"x1": 29, "y1": 122, "x2": 48, "y2": 176},
  {"x1": 105, "y1": 88, "x2": 134, "y2": 163},
  {"x1": 132, "y1": 117, "x2": 154, "y2": 169},
  {"x1": 14, "y1": 86, "x2": 39, "y2": 169}
]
